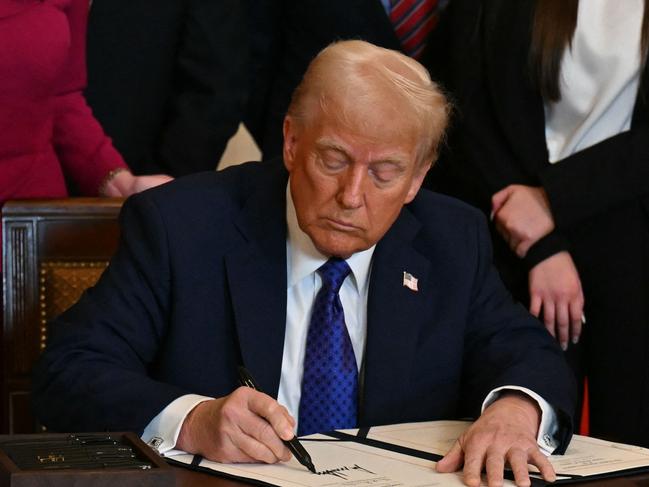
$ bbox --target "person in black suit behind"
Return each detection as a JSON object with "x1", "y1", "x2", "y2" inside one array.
[
  {"x1": 246, "y1": 0, "x2": 446, "y2": 160},
  {"x1": 85, "y1": 0, "x2": 248, "y2": 177},
  {"x1": 426, "y1": 0, "x2": 649, "y2": 447},
  {"x1": 34, "y1": 40, "x2": 574, "y2": 487}
]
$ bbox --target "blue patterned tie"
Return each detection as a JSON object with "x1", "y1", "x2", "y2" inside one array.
[{"x1": 298, "y1": 258, "x2": 357, "y2": 436}]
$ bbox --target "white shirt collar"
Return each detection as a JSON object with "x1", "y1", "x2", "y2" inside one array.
[{"x1": 285, "y1": 182, "x2": 375, "y2": 292}]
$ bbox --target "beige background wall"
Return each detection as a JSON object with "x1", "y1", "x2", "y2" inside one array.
[{"x1": 217, "y1": 123, "x2": 262, "y2": 170}]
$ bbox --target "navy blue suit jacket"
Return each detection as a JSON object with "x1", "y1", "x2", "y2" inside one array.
[{"x1": 32, "y1": 161, "x2": 575, "y2": 451}]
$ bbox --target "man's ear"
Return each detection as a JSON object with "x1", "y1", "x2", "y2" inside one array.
[
  {"x1": 283, "y1": 116, "x2": 298, "y2": 171},
  {"x1": 404, "y1": 160, "x2": 432, "y2": 204}
]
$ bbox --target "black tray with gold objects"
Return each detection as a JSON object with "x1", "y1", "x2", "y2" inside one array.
[{"x1": 0, "y1": 432, "x2": 173, "y2": 487}]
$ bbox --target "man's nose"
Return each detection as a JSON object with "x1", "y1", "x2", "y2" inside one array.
[{"x1": 336, "y1": 167, "x2": 365, "y2": 209}]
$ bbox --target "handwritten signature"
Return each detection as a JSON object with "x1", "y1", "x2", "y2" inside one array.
[{"x1": 316, "y1": 464, "x2": 376, "y2": 479}]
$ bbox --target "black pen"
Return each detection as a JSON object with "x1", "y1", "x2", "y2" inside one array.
[{"x1": 237, "y1": 366, "x2": 316, "y2": 474}]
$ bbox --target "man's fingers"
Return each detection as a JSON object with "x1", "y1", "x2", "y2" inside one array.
[
  {"x1": 455, "y1": 395, "x2": 550, "y2": 487},
  {"x1": 246, "y1": 389, "x2": 295, "y2": 440},
  {"x1": 462, "y1": 448, "x2": 486, "y2": 487},
  {"x1": 485, "y1": 449, "x2": 505, "y2": 487},
  {"x1": 507, "y1": 448, "x2": 531, "y2": 487},
  {"x1": 214, "y1": 388, "x2": 292, "y2": 463},
  {"x1": 242, "y1": 389, "x2": 293, "y2": 461},
  {"x1": 220, "y1": 439, "x2": 257, "y2": 464},
  {"x1": 239, "y1": 412, "x2": 291, "y2": 462},
  {"x1": 188, "y1": 400, "x2": 267, "y2": 464},
  {"x1": 436, "y1": 440, "x2": 464, "y2": 473},
  {"x1": 234, "y1": 423, "x2": 285, "y2": 464},
  {"x1": 218, "y1": 446, "x2": 257, "y2": 464},
  {"x1": 529, "y1": 448, "x2": 556, "y2": 483}
]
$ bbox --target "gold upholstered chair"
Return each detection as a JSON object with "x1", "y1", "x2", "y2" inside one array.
[{"x1": 1, "y1": 198, "x2": 123, "y2": 433}]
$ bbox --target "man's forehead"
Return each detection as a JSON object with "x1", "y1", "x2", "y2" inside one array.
[{"x1": 304, "y1": 78, "x2": 420, "y2": 133}]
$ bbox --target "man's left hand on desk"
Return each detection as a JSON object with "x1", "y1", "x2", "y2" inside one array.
[{"x1": 436, "y1": 392, "x2": 556, "y2": 487}]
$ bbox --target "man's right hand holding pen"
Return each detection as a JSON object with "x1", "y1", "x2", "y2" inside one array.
[{"x1": 176, "y1": 387, "x2": 296, "y2": 465}]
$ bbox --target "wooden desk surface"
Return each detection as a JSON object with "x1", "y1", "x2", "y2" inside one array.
[
  {"x1": 174, "y1": 466, "x2": 246, "y2": 486},
  {"x1": 172, "y1": 464, "x2": 649, "y2": 486}
]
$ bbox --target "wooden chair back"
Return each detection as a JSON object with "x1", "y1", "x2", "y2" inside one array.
[{"x1": 1, "y1": 198, "x2": 123, "y2": 433}]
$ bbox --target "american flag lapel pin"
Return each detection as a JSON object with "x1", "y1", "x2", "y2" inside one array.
[{"x1": 402, "y1": 271, "x2": 418, "y2": 292}]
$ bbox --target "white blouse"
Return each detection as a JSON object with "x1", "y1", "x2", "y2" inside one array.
[{"x1": 544, "y1": 0, "x2": 644, "y2": 163}]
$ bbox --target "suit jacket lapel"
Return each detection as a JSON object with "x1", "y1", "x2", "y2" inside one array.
[
  {"x1": 361, "y1": 206, "x2": 432, "y2": 425},
  {"x1": 482, "y1": 0, "x2": 549, "y2": 179},
  {"x1": 225, "y1": 166, "x2": 288, "y2": 398}
]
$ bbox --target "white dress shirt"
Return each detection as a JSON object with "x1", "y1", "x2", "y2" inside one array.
[
  {"x1": 545, "y1": 0, "x2": 643, "y2": 162},
  {"x1": 142, "y1": 182, "x2": 559, "y2": 455},
  {"x1": 277, "y1": 184, "x2": 375, "y2": 420}
]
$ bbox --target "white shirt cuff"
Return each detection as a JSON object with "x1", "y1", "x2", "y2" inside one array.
[
  {"x1": 482, "y1": 385, "x2": 559, "y2": 454},
  {"x1": 141, "y1": 394, "x2": 213, "y2": 456}
]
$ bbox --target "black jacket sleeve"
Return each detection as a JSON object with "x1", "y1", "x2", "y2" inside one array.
[{"x1": 539, "y1": 125, "x2": 649, "y2": 229}]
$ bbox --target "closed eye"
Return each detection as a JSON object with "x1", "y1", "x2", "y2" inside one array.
[
  {"x1": 319, "y1": 148, "x2": 349, "y2": 172},
  {"x1": 369, "y1": 161, "x2": 405, "y2": 184}
]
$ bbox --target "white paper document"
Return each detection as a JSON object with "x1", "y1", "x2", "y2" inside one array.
[
  {"x1": 169, "y1": 433, "x2": 495, "y2": 486},
  {"x1": 366, "y1": 421, "x2": 649, "y2": 481},
  {"x1": 548, "y1": 434, "x2": 649, "y2": 478},
  {"x1": 168, "y1": 421, "x2": 649, "y2": 486}
]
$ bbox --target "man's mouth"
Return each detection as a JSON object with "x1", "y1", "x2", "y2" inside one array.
[{"x1": 325, "y1": 217, "x2": 361, "y2": 231}]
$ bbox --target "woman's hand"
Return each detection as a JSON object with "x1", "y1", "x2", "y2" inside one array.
[
  {"x1": 491, "y1": 185, "x2": 554, "y2": 257},
  {"x1": 100, "y1": 169, "x2": 173, "y2": 197},
  {"x1": 528, "y1": 251, "x2": 584, "y2": 350}
]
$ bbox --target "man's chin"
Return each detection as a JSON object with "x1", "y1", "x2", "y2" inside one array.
[{"x1": 312, "y1": 237, "x2": 370, "y2": 259}]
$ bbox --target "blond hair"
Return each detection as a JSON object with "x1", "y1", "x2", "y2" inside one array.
[{"x1": 287, "y1": 40, "x2": 451, "y2": 167}]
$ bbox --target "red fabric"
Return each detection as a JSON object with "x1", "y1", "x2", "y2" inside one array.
[
  {"x1": 579, "y1": 377, "x2": 590, "y2": 436},
  {"x1": 401, "y1": 14, "x2": 438, "y2": 57},
  {"x1": 389, "y1": 0, "x2": 438, "y2": 58},
  {"x1": 0, "y1": 0, "x2": 127, "y2": 207}
]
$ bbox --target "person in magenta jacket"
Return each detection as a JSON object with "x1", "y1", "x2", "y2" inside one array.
[{"x1": 0, "y1": 0, "x2": 170, "y2": 208}]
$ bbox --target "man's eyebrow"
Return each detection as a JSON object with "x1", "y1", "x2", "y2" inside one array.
[
  {"x1": 371, "y1": 157, "x2": 408, "y2": 168},
  {"x1": 368, "y1": 152, "x2": 412, "y2": 171},
  {"x1": 316, "y1": 138, "x2": 408, "y2": 166},
  {"x1": 315, "y1": 138, "x2": 349, "y2": 155}
]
